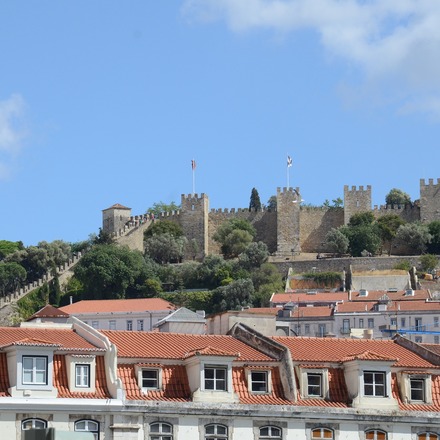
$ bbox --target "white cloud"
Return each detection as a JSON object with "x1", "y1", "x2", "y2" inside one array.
[
  {"x1": 182, "y1": 0, "x2": 440, "y2": 117},
  {"x1": 0, "y1": 94, "x2": 27, "y2": 178}
]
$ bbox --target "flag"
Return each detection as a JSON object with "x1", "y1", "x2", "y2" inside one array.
[
  {"x1": 191, "y1": 159, "x2": 196, "y2": 170},
  {"x1": 287, "y1": 155, "x2": 293, "y2": 167}
]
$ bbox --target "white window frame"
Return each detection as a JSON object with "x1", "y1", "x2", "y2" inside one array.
[
  {"x1": 109, "y1": 320, "x2": 116, "y2": 330},
  {"x1": 149, "y1": 422, "x2": 172, "y2": 440},
  {"x1": 259, "y1": 425, "x2": 282, "y2": 439},
  {"x1": 204, "y1": 365, "x2": 227, "y2": 391},
  {"x1": 76, "y1": 364, "x2": 90, "y2": 388},
  {"x1": 137, "y1": 319, "x2": 144, "y2": 331},
  {"x1": 363, "y1": 371, "x2": 386, "y2": 397},
  {"x1": 300, "y1": 368, "x2": 328, "y2": 399},
  {"x1": 127, "y1": 320, "x2": 133, "y2": 331},
  {"x1": 311, "y1": 427, "x2": 334, "y2": 439},
  {"x1": 22, "y1": 418, "x2": 47, "y2": 430},
  {"x1": 22, "y1": 355, "x2": 48, "y2": 386},
  {"x1": 75, "y1": 419, "x2": 99, "y2": 440},
  {"x1": 138, "y1": 368, "x2": 161, "y2": 390},
  {"x1": 205, "y1": 423, "x2": 228, "y2": 440},
  {"x1": 248, "y1": 370, "x2": 271, "y2": 394}
]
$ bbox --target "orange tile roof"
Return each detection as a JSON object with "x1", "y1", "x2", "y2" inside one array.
[
  {"x1": 232, "y1": 366, "x2": 290, "y2": 405},
  {"x1": 59, "y1": 298, "x2": 175, "y2": 314},
  {"x1": 271, "y1": 292, "x2": 348, "y2": 304},
  {"x1": 53, "y1": 355, "x2": 111, "y2": 399},
  {"x1": 101, "y1": 331, "x2": 275, "y2": 362},
  {"x1": 183, "y1": 346, "x2": 240, "y2": 359},
  {"x1": 102, "y1": 203, "x2": 131, "y2": 211},
  {"x1": 0, "y1": 327, "x2": 101, "y2": 351},
  {"x1": 118, "y1": 363, "x2": 191, "y2": 401},
  {"x1": 340, "y1": 351, "x2": 399, "y2": 362},
  {"x1": 291, "y1": 306, "x2": 333, "y2": 318},
  {"x1": 28, "y1": 305, "x2": 70, "y2": 320},
  {"x1": 350, "y1": 290, "x2": 430, "y2": 301},
  {"x1": 336, "y1": 300, "x2": 440, "y2": 313},
  {"x1": 394, "y1": 374, "x2": 440, "y2": 412},
  {"x1": 272, "y1": 336, "x2": 438, "y2": 369},
  {"x1": 240, "y1": 308, "x2": 279, "y2": 315}
]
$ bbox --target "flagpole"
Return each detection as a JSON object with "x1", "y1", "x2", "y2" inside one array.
[
  {"x1": 287, "y1": 159, "x2": 290, "y2": 189},
  {"x1": 192, "y1": 159, "x2": 196, "y2": 195}
]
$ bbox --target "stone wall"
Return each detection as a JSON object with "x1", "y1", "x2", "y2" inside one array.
[
  {"x1": 300, "y1": 207, "x2": 344, "y2": 253},
  {"x1": 420, "y1": 178, "x2": 440, "y2": 223}
]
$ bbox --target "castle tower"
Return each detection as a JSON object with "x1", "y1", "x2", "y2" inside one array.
[
  {"x1": 102, "y1": 203, "x2": 132, "y2": 234},
  {"x1": 276, "y1": 187, "x2": 301, "y2": 256},
  {"x1": 420, "y1": 178, "x2": 440, "y2": 223},
  {"x1": 180, "y1": 193, "x2": 209, "y2": 260},
  {"x1": 343, "y1": 185, "x2": 372, "y2": 225}
]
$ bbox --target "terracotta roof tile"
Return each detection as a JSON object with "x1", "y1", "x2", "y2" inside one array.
[
  {"x1": 341, "y1": 351, "x2": 399, "y2": 362},
  {"x1": 183, "y1": 346, "x2": 239, "y2": 359},
  {"x1": 232, "y1": 366, "x2": 290, "y2": 405},
  {"x1": 60, "y1": 298, "x2": 175, "y2": 314},
  {"x1": 102, "y1": 203, "x2": 131, "y2": 211},
  {"x1": 27, "y1": 305, "x2": 70, "y2": 320},
  {"x1": 53, "y1": 355, "x2": 111, "y2": 399},
  {"x1": 350, "y1": 290, "x2": 430, "y2": 301},
  {"x1": 102, "y1": 331, "x2": 275, "y2": 362},
  {"x1": 271, "y1": 292, "x2": 348, "y2": 304},
  {"x1": 0, "y1": 327, "x2": 100, "y2": 351},
  {"x1": 273, "y1": 336, "x2": 438, "y2": 369},
  {"x1": 118, "y1": 364, "x2": 191, "y2": 401}
]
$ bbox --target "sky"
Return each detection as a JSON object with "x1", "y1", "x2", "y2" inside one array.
[{"x1": 1, "y1": 1, "x2": 439, "y2": 246}]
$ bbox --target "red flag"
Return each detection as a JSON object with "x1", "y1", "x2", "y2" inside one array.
[{"x1": 191, "y1": 159, "x2": 196, "y2": 170}]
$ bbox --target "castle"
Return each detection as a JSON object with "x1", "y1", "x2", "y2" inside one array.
[{"x1": 102, "y1": 178, "x2": 440, "y2": 259}]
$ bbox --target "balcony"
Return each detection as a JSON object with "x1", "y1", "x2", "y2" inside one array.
[{"x1": 340, "y1": 327, "x2": 351, "y2": 335}]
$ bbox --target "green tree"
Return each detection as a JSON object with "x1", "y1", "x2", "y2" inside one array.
[
  {"x1": 211, "y1": 278, "x2": 255, "y2": 313},
  {"x1": 377, "y1": 214, "x2": 406, "y2": 255},
  {"x1": 427, "y1": 221, "x2": 440, "y2": 254},
  {"x1": 144, "y1": 233, "x2": 187, "y2": 264},
  {"x1": 196, "y1": 255, "x2": 232, "y2": 289},
  {"x1": 323, "y1": 228, "x2": 349, "y2": 255},
  {"x1": 48, "y1": 275, "x2": 62, "y2": 306},
  {"x1": 395, "y1": 223, "x2": 432, "y2": 255},
  {"x1": 144, "y1": 220, "x2": 183, "y2": 238},
  {"x1": 0, "y1": 240, "x2": 23, "y2": 260},
  {"x1": 266, "y1": 195, "x2": 277, "y2": 211},
  {"x1": 323, "y1": 198, "x2": 343, "y2": 208},
  {"x1": 238, "y1": 242, "x2": 268, "y2": 270},
  {"x1": 213, "y1": 219, "x2": 256, "y2": 259},
  {"x1": 348, "y1": 211, "x2": 376, "y2": 227},
  {"x1": 93, "y1": 228, "x2": 115, "y2": 245},
  {"x1": 73, "y1": 244, "x2": 148, "y2": 299},
  {"x1": 146, "y1": 201, "x2": 180, "y2": 216},
  {"x1": 341, "y1": 224, "x2": 381, "y2": 257},
  {"x1": 419, "y1": 254, "x2": 439, "y2": 272},
  {"x1": 249, "y1": 187, "x2": 262, "y2": 211},
  {"x1": 252, "y1": 263, "x2": 283, "y2": 307},
  {"x1": 0, "y1": 262, "x2": 27, "y2": 296},
  {"x1": 385, "y1": 188, "x2": 411, "y2": 206}
]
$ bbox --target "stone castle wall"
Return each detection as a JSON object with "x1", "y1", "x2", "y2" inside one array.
[{"x1": 106, "y1": 178, "x2": 440, "y2": 259}]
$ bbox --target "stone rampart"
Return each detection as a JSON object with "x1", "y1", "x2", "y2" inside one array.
[
  {"x1": 300, "y1": 207, "x2": 344, "y2": 253},
  {"x1": 373, "y1": 204, "x2": 420, "y2": 223}
]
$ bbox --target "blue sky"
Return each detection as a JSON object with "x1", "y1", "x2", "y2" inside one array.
[{"x1": 1, "y1": 1, "x2": 439, "y2": 246}]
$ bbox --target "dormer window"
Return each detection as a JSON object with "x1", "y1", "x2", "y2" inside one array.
[
  {"x1": 23, "y1": 356, "x2": 48, "y2": 385},
  {"x1": 75, "y1": 364, "x2": 90, "y2": 388},
  {"x1": 204, "y1": 365, "x2": 227, "y2": 391},
  {"x1": 246, "y1": 369, "x2": 271, "y2": 394},
  {"x1": 141, "y1": 369, "x2": 160, "y2": 389},
  {"x1": 66, "y1": 355, "x2": 96, "y2": 393},
  {"x1": 364, "y1": 371, "x2": 386, "y2": 397},
  {"x1": 308, "y1": 373, "x2": 323, "y2": 397},
  {"x1": 399, "y1": 373, "x2": 432, "y2": 404},
  {"x1": 410, "y1": 377, "x2": 425, "y2": 401}
]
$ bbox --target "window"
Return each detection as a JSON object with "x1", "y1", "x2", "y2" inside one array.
[
  {"x1": 304, "y1": 324, "x2": 310, "y2": 335},
  {"x1": 359, "y1": 318, "x2": 364, "y2": 328},
  {"x1": 75, "y1": 420, "x2": 99, "y2": 440},
  {"x1": 127, "y1": 320, "x2": 133, "y2": 331},
  {"x1": 390, "y1": 318, "x2": 397, "y2": 326},
  {"x1": 365, "y1": 429, "x2": 387, "y2": 440},
  {"x1": 307, "y1": 373, "x2": 322, "y2": 397},
  {"x1": 75, "y1": 364, "x2": 90, "y2": 388},
  {"x1": 205, "y1": 424, "x2": 227, "y2": 440},
  {"x1": 137, "y1": 319, "x2": 144, "y2": 331},
  {"x1": 410, "y1": 378, "x2": 425, "y2": 401},
  {"x1": 91, "y1": 321, "x2": 99, "y2": 329},
  {"x1": 418, "y1": 433, "x2": 439, "y2": 440},
  {"x1": 435, "y1": 317, "x2": 439, "y2": 328},
  {"x1": 317, "y1": 324, "x2": 326, "y2": 337},
  {"x1": 364, "y1": 371, "x2": 385, "y2": 397},
  {"x1": 401, "y1": 317, "x2": 406, "y2": 328},
  {"x1": 109, "y1": 320, "x2": 116, "y2": 330},
  {"x1": 435, "y1": 336, "x2": 439, "y2": 344},
  {"x1": 142, "y1": 369, "x2": 159, "y2": 389},
  {"x1": 150, "y1": 422, "x2": 172, "y2": 440},
  {"x1": 311, "y1": 428, "x2": 333, "y2": 439},
  {"x1": 251, "y1": 371, "x2": 268, "y2": 393},
  {"x1": 415, "y1": 318, "x2": 423, "y2": 331},
  {"x1": 415, "y1": 336, "x2": 423, "y2": 343},
  {"x1": 22, "y1": 419, "x2": 47, "y2": 430},
  {"x1": 22, "y1": 356, "x2": 47, "y2": 385},
  {"x1": 368, "y1": 319, "x2": 374, "y2": 329},
  {"x1": 260, "y1": 426, "x2": 282, "y2": 439},
  {"x1": 294, "y1": 324, "x2": 301, "y2": 335},
  {"x1": 205, "y1": 366, "x2": 227, "y2": 391}
]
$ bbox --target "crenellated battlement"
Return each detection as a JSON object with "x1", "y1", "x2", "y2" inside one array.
[
  {"x1": 103, "y1": 176, "x2": 440, "y2": 260},
  {"x1": 420, "y1": 178, "x2": 440, "y2": 187}
]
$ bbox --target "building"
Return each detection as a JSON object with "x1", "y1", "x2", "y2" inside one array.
[
  {"x1": 2, "y1": 319, "x2": 440, "y2": 439},
  {"x1": 58, "y1": 298, "x2": 175, "y2": 331}
]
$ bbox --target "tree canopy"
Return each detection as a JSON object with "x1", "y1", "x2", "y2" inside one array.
[
  {"x1": 385, "y1": 188, "x2": 411, "y2": 206},
  {"x1": 249, "y1": 188, "x2": 262, "y2": 211},
  {"x1": 395, "y1": 223, "x2": 432, "y2": 255},
  {"x1": 146, "y1": 201, "x2": 180, "y2": 216},
  {"x1": 213, "y1": 218, "x2": 256, "y2": 259}
]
